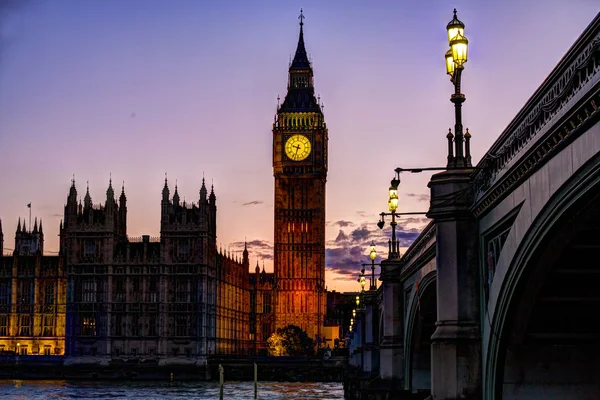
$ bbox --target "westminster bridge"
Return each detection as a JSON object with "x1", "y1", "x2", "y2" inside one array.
[{"x1": 346, "y1": 11, "x2": 600, "y2": 400}]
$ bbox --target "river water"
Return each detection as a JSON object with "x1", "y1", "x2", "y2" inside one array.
[{"x1": 0, "y1": 380, "x2": 344, "y2": 399}]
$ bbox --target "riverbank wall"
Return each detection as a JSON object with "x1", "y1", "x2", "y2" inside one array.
[{"x1": 0, "y1": 355, "x2": 347, "y2": 382}]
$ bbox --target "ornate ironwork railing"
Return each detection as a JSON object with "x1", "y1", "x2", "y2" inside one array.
[{"x1": 472, "y1": 15, "x2": 600, "y2": 215}]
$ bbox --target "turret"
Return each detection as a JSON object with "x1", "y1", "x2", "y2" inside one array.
[
  {"x1": 84, "y1": 181, "x2": 92, "y2": 209},
  {"x1": 36, "y1": 218, "x2": 44, "y2": 254},
  {"x1": 106, "y1": 176, "x2": 115, "y2": 202},
  {"x1": 58, "y1": 176, "x2": 127, "y2": 274},
  {"x1": 160, "y1": 176, "x2": 217, "y2": 265},
  {"x1": 14, "y1": 215, "x2": 44, "y2": 256},
  {"x1": 209, "y1": 184, "x2": 216, "y2": 207},
  {"x1": 199, "y1": 177, "x2": 207, "y2": 203},
  {"x1": 209, "y1": 184, "x2": 216, "y2": 237},
  {"x1": 119, "y1": 182, "x2": 127, "y2": 236},
  {"x1": 161, "y1": 175, "x2": 170, "y2": 219},
  {"x1": 243, "y1": 240, "x2": 249, "y2": 268},
  {"x1": 173, "y1": 181, "x2": 180, "y2": 206},
  {"x1": 105, "y1": 177, "x2": 116, "y2": 229},
  {"x1": 162, "y1": 174, "x2": 170, "y2": 202},
  {"x1": 65, "y1": 177, "x2": 78, "y2": 226}
]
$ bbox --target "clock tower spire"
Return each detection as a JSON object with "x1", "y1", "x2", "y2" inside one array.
[{"x1": 272, "y1": 10, "x2": 328, "y2": 344}]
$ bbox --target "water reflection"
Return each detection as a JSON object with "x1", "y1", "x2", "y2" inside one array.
[{"x1": 0, "y1": 379, "x2": 344, "y2": 399}]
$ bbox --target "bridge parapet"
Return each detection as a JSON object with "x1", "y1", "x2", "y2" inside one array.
[
  {"x1": 397, "y1": 222, "x2": 435, "y2": 281},
  {"x1": 473, "y1": 18, "x2": 600, "y2": 216},
  {"x1": 377, "y1": 222, "x2": 435, "y2": 285}
]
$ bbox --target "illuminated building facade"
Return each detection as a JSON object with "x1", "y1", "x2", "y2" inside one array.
[
  {"x1": 0, "y1": 218, "x2": 67, "y2": 356},
  {"x1": 216, "y1": 244, "x2": 250, "y2": 354},
  {"x1": 272, "y1": 12, "x2": 328, "y2": 341},
  {"x1": 249, "y1": 262, "x2": 275, "y2": 355}
]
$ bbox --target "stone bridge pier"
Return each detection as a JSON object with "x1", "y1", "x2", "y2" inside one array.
[{"x1": 427, "y1": 169, "x2": 481, "y2": 399}]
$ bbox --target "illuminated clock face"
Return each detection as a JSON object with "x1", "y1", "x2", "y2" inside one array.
[{"x1": 285, "y1": 134, "x2": 311, "y2": 161}]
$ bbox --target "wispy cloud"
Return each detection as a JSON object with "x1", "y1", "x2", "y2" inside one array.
[
  {"x1": 334, "y1": 220, "x2": 354, "y2": 227},
  {"x1": 325, "y1": 219, "x2": 429, "y2": 279},
  {"x1": 335, "y1": 230, "x2": 347, "y2": 242},
  {"x1": 405, "y1": 193, "x2": 430, "y2": 202},
  {"x1": 242, "y1": 200, "x2": 264, "y2": 206}
]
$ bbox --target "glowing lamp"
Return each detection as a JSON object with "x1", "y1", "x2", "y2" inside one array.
[
  {"x1": 352, "y1": 309, "x2": 356, "y2": 317},
  {"x1": 360, "y1": 276, "x2": 366, "y2": 290},
  {"x1": 369, "y1": 242, "x2": 377, "y2": 261},
  {"x1": 356, "y1": 295, "x2": 360, "y2": 306},
  {"x1": 388, "y1": 179, "x2": 398, "y2": 212},
  {"x1": 450, "y1": 31, "x2": 468, "y2": 66},
  {"x1": 445, "y1": 49, "x2": 455, "y2": 76},
  {"x1": 446, "y1": 8, "x2": 465, "y2": 44}
]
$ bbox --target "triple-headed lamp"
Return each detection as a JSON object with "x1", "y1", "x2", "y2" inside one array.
[{"x1": 445, "y1": 9, "x2": 468, "y2": 73}]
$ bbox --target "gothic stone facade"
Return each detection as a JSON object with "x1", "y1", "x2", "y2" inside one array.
[
  {"x1": 0, "y1": 178, "x2": 276, "y2": 362},
  {"x1": 60, "y1": 177, "x2": 263, "y2": 365}
]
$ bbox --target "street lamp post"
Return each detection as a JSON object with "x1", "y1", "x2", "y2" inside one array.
[
  {"x1": 368, "y1": 242, "x2": 377, "y2": 290},
  {"x1": 421, "y1": 10, "x2": 481, "y2": 399},
  {"x1": 377, "y1": 175, "x2": 429, "y2": 259},
  {"x1": 359, "y1": 242, "x2": 381, "y2": 291},
  {"x1": 376, "y1": 176, "x2": 400, "y2": 258},
  {"x1": 445, "y1": 8, "x2": 471, "y2": 168}
]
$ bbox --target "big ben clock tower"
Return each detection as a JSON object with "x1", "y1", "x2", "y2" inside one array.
[{"x1": 272, "y1": 10, "x2": 328, "y2": 342}]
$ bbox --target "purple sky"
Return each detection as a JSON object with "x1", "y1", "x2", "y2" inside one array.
[{"x1": 1, "y1": 0, "x2": 598, "y2": 292}]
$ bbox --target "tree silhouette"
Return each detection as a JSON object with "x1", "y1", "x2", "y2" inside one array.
[{"x1": 266, "y1": 324, "x2": 314, "y2": 356}]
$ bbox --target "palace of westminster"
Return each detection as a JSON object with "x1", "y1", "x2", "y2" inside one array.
[{"x1": 0, "y1": 14, "x2": 333, "y2": 364}]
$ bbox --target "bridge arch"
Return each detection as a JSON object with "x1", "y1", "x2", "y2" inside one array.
[
  {"x1": 405, "y1": 271, "x2": 437, "y2": 392},
  {"x1": 486, "y1": 153, "x2": 600, "y2": 399}
]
